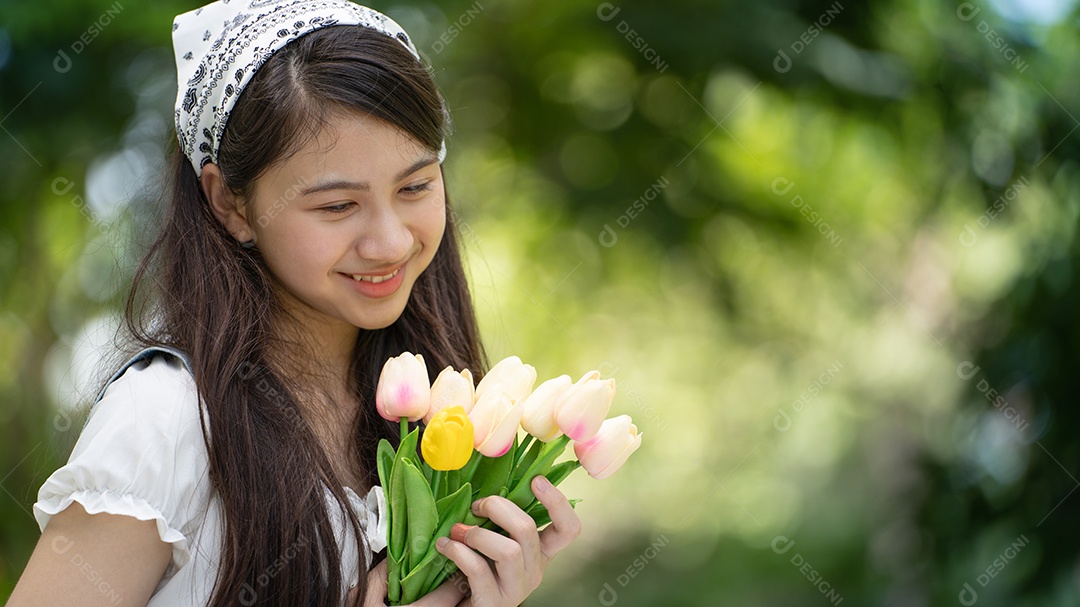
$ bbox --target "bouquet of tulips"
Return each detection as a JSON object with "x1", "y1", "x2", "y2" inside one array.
[{"x1": 374, "y1": 352, "x2": 643, "y2": 605}]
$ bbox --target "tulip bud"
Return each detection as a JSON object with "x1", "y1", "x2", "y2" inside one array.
[
  {"x1": 423, "y1": 366, "x2": 475, "y2": 425},
  {"x1": 573, "y1": 415, "x2": 642, "y2": 479},
  {"x1": 475, "y1": 356, "x2": 536, "y2": 404},
  {"x1": 422, "y1": 406, "x2": 475, "y2": 471},
  {"x1": 554, "y1": 371, "x2": 616, "y2": 441},
  {"x1": 375, "y1": 352, "x2": 431, "y2": 422},
  {"x1": 468, "y1": 384, "x2": 524, "y2": 458},
  {"x1": 520, "y1": 374, "x2": 572, "y2": 442}
]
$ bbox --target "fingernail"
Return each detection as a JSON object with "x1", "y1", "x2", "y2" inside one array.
[
  {"x1": 471, "y1": 499, "x2": 484, "y2": 514},
  {"x1": 437, "y1": 537, "x2": 449, "y2": 549},
  {"x1": 450, "y1": 523, "x2": 474, "y2": 544},
  {"x1": 533, "y1": 475, "x2": 551, "y2": 493}
]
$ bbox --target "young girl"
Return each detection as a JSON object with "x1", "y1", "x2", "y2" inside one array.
[{"x1": 10, "y1": 1, "x2": 582, "y2": 605}]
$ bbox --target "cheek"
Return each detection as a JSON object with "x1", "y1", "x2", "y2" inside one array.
[
  {"x1": 260, "y1": 219, "x2": 338, "y2": 279},
  {"x1": 418, "y1": 194, "x2": 448, "y2": 250}
]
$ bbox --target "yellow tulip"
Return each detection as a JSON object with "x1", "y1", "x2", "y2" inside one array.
[{"x1": 421, "y1": 406, "x2": 475, "y2": 471}]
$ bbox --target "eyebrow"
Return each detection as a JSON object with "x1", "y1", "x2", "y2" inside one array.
[{"x1": 300, "y1": 154, "x2": 438, "y2": 196}]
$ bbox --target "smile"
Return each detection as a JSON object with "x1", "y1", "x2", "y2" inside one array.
[
  {"x1": 340, "y1": 262, "x2": 408, "y2": 299},
  {"x1": 349, "y1": 268, "x2": 401, "y2": 283}
]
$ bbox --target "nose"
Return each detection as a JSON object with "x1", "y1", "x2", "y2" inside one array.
[{"x1": 355, "y1": 204, "x2": 414, "y2": 264}]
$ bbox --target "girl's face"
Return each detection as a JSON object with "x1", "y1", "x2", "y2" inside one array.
[{"x1": 243, "y1": 111, "x2": 446, "y2": 331}]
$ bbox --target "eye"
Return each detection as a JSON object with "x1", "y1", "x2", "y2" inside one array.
[
  {"x1": 318, "y1": 202, "x2": 355, "y2": 214},
  {"x1": 401, "y1": 182, "x2": 432, "y2": 196}
]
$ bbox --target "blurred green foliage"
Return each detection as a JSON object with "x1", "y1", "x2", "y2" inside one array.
[{"x1": 2, "y1": 0, "x2": 1079, "y2": 604}]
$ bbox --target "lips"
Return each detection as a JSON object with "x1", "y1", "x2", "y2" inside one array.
[
  {"x1": 348, "y1": 267, "x2": 402, "y2": 283},
  {"x1": 339, "y1": 261, "x2": 407, "y2": 298}
]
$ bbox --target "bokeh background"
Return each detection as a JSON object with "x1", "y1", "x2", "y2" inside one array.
[{"x1": 3, "y1": 0, "x2": 1080, "y2": 604}]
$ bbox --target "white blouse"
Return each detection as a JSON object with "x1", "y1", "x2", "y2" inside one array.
[{"x1": 32, "y1": 351, "x2": 387, "y2": 606}]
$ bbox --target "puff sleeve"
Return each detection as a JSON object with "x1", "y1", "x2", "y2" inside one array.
[{"x1": 32, "y1": 353, "x2": 211, "y2": 574}]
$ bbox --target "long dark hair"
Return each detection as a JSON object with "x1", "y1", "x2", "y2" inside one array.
[{"x1": 112, "y1": 26, "x2": 486, "y2": 606}]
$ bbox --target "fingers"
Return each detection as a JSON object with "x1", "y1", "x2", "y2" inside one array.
[
  {"x1": 372, "y1": 557, "x2": 468, "y2": 607},
  {"x1": 431, "y1": 487, "x2": 582, "y2": 606},
  {"x1": 435, "y1": 534, "x2": 500, "y2": 600},
  {"x1": 466, "y1": 496, "x2": 542, "y2": 589},
  {"x1": 362, "y1": 559, "x2": 388, "y2": 607},
  {"x1": 531, "y1": 475, "x2": 582, "y2": 558}
]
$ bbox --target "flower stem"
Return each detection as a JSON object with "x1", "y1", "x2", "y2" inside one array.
[
  {"x1": 400, "y1": 417, "x2": 408, "y2": 443},
  {"x1": 515, "y1": 434, "x2": 535, "y2": 468},
  {"x1": 431, "y1": 469, "x2": 443, "y2": 501}
]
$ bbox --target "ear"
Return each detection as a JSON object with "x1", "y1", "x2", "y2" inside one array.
[{"x1": 201, "y1": 163, "x2": 255, "y2": 243}]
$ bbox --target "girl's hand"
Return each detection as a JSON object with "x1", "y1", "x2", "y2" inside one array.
[
  {"x1": 433, "y1": 475, "x2": 583, "y2": 607},
  {"x1": 355, "y1": 558, "x2": 469, "y2": 607}
]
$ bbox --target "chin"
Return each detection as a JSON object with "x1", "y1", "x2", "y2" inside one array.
[
  {"x1": 351, "y1": 305, "x2": 408, "y2": 331},
  {"x1": 354, "y1": 318, "x2": 396, "y2": 331},
  {"x1": 338, "y1": 277, "x2": 417, "y2": 330}
]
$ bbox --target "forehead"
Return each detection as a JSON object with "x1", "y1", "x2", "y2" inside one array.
[
  {"x1": 300, "y1": 111, "x2": 427, "y2": 171},
  {"x1": 252, "y1": 110, "x2": 433, "y2": 197}
]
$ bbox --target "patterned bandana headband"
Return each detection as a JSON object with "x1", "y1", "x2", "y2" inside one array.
[{"x1": 172, "y1": 0, "x2": 447, "y2": 177}]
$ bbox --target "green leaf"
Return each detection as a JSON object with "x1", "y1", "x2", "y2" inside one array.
[
  {"x1": 505, "y1": 435, "x2": 572, "y2": 509},
  {"x1": 400, "y1": 482, "x2": 473, "y2": 603},
  {"x1": 472, "y1": 435, "x2": 517, "y2": 502},
  {"x1": 421, "y1": 552, "x2": 455, "y2": 596},
  {"x1": 389, "y1": 429, "x2": 420, "y2": 561},
  {"x1": 387, "y1": 550, "x2": 405, "y2": 604},
  {"x1": 400, "y1": 544, "x2": 446, "y2": 604},
  {"x1": 527, "y1": 498, "x2": 583, "y2": 528},
  {"x1": 460, "y1": 509, "x2": 484, "y2": 527},
  {"x1": 462, "y1": 486, "x2": 509, "y2": 528},
  {"x1": 510, "y1": 436, "x2": 544, "y2": 488},
  {"x1": 448, "y1": 449, "x2": 483, "y2": 495},
  {"x1": 403, "y1": 459, "x2": 438, "y2": 571},
  {"x1": 434, "y1": 481, "x2": 472, "y2": 527},
  {"x1": 422, "y1": 557, "x2": 460, "y2": 598},
  {"x1": 403, "y1": 481, "x2": 473, "y2": 597},
  {"x1": 392, "y1": 429, "x2": 421, "y2": 482},
  {"x1": 514, "y1": 434, "x2": 535, "y2": 466},
  {"x1": 377, "y1": 438, "x2": 395, "y2": 492},
  {"x1": 389, "y1": 463, "x2": 407, "y2": 563},
  {"x1": 544, "y1": 459, "x2": 581, "y2": 488}
]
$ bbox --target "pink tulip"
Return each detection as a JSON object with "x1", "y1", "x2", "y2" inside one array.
[
  {"x1": 468, "y1": 384, "x2": 524, "y2": 458},
  {"x1": 573, "y1": 415, "x2": 642, "y2": 480},
  {"x1": 553, "y1": 371, "x2": 616, "y2": 441},
  {"x1": 475, "y1": 356, "x2": 536, "y2": 404},
  {"x1": 375, "y1": 352, "x2": 431, "y2": 422},
  {"x1": 423, "y1": 366, "x2": 475, "y2": 425},
  {"x1": 520, "y1": 374, "x2": 572, "y2": 442}
]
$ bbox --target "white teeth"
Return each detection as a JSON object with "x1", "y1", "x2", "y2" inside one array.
[{"x1": 351, "y1": 268, "x2": 400, "y2": 283}]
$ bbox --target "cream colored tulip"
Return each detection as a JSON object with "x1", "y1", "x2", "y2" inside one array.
[
  {"x1": 475, "y1": 355, "x2": 536, "y2": 404},
  {"x1": 553, "y1": 371, "x2": 616, "y2": 441},
  {"x1": 468, "y1": 383, "x2": 524, "y2": 458},
  {"x1": 573, "y1": 415, "x2": 642, "y2": 479},
  {"x1": 375, "y1": 352, "x2": 431, "y2": 422},
  {"x1": 423, "y1": 366, "x2": 475, "y2": 425},
  {"x1": 520, "y1": 374, "x2": 573, "y2": 442}
]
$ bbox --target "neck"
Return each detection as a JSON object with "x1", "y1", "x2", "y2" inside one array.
[
  {"x1": 267, "y1": 303, "x2": 361, "y2": 465},
  {"x1": 263, "y1": 285, "x2": 368, "y2": 494},
  {"x1": 268, "y1": 288, "x2": 359, "y2": 399}
]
